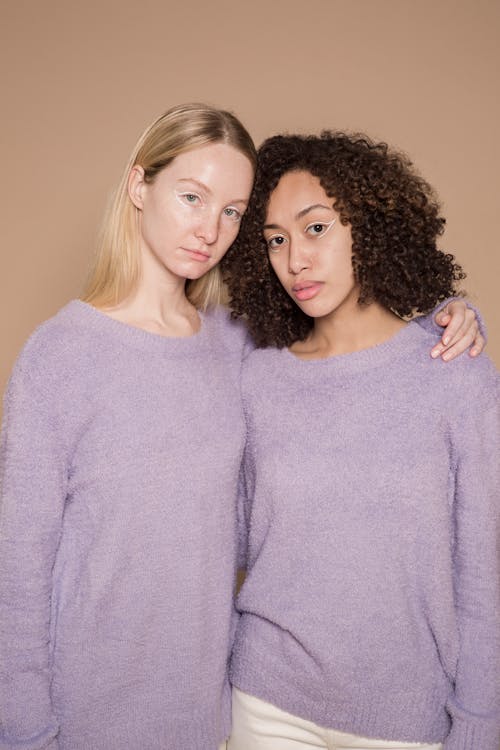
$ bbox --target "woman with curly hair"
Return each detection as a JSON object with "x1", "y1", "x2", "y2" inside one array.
[{"x1": 222, "y1": 133, "x2": 500, "y2": 750}]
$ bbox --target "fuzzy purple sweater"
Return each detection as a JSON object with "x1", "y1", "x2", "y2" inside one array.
[
  {"x1": 231, "y1": 321, "x2": 500, "y2": 750},
  {"x1": 0, "y1": 301, "x2": 249, "y2": 750}
]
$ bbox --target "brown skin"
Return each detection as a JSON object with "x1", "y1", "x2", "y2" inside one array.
[
  {"x1": 263, "y1": 170, "x2": 408, "y2": 360},
  {"x1": 222, "y1": 132, "x2": 466, "y2": 349}
]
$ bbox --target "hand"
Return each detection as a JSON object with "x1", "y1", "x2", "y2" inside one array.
[{"x1": 431, "y1": 300, "x2": 485, "y2": 361}]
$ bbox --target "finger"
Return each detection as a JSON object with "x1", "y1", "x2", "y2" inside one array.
[
  {"x1": 439, "y1": 302, "x2": 468, "y2": 346},
  {"x1": 469, "y1": 332, "x2": 486, "y2": 357},
  {"x1": 441, "y1": 329, "x2": 477, "y2": 361},
  {"x1": 431, "y1": 318, "x2": 476, "y2": 359},
  {"x1": 434, "y1": 310, "x2": 451, "y2": 328},
  {"x1": 445, "y1": 316, "x2": 478, "y2": 348}
]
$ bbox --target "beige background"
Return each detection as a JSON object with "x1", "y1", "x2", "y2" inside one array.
[{"x1": 1, "y1": 0, "x2": 499, "y2": 406}]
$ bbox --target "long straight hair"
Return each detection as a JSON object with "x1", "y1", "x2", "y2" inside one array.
[{"x1": 83, "y1": 103, "x2": 256, "y2": 310}]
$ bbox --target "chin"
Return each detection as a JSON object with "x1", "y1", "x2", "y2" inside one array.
[
  {"x1": 185, "y1": 266, "x2": 217, "y2": 281},
  {"x1": 297, "y1": 301, "x2": 336, "y2": 318}
]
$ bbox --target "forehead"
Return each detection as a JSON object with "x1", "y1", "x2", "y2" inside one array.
[
  {"x1": 266, "y1": 170, "x2": 331, "y2": 217},
  {"x1": 164, "y1": 142, "x2": 254, "y2": 189}
]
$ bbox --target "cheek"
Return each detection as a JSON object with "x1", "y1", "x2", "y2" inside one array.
[
  {"x1": 215, "y1": 223, "x2": 241, "y2": 255},
  {"x1": 325, "y1": 244, "x2": 354, "y2": 276},
  {"x1": 268, "y1": 253, "x2": 278, "y2": 272},
  {"x1": 160, "y1": 195, "x2": 202, "y2": 234},
  {"x1": 142, "y1": 202, "x2": 173, "y2": 238},
  {"x1": 169, "y1": 208, "x2": 197, "y2": 233},
  {"x1": 224, "y1": 220, "x2": 242, "y2": 240},
  {"x1": 269, "y1": 254, "x2": 288, "y2": 285}
]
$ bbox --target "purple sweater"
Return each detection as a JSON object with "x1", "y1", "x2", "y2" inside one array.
[
  {"x1": 0, "y1": 301, "x2": 249, "y2": 750},
  {"x1": 231, "y1": 321, "x2": 500, "y2": 750}
]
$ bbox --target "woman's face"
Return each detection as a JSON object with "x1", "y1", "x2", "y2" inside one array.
[
  {"x1": 263, "y1": 170, "x2": 360, "y2": 320},
  {"x1": 129, "y1": 142, "x2": 254, "y2": 282}
]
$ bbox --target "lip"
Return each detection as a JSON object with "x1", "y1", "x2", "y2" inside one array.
[
  {"x1": 292, "y1": 281, "x2": 324, "y2": 301},
  {"x1": 182, "y1": 247, "x2": 211, "y2": 262}
]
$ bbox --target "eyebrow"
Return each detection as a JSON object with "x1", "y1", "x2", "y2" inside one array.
[
  {"x1": 177, "y1": 178, "x2": 248, "y2": 206},
  {"x1": 263, "y1": 203, "x2": 333, "y2": 230}
]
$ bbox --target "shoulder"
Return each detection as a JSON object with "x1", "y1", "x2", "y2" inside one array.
[
  {"x1": 408, "y1": 323, "x2": 498, "y2": 411},
  {"x1": 445, "y1": 352, "x2": 499, "y2": 409},
  {"x1": 204, "y1": 305, "x2": 253, "y2": 356},
  {"x1": 22, "y1": 300, "x2": 88, "y2": 350},
  {"x1": 9, "y1": 301, "x2": 103, "y2": 395},
  {"x1": 241, "y1": 346, "x2": 283, "y2": 393},
  {"x1": 414, "y1": 322, "x2": 496, "y2": 382},
  {"x1": 243, "y1": 343, "x2": 280, "y2": 367}
]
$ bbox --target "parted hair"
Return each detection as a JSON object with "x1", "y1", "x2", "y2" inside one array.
[
  {"x1": 222, "y1": 131, "x2": 465, "y2": 348},
  {"x1": 83, "y1": 103, "x2": 256, "y2": 310}
]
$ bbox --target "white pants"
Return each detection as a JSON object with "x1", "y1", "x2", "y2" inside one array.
[{"x1": 228, "y1": 688, "x2": 443, "y2": 750}]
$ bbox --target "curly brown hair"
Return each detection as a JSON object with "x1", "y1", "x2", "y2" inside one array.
[{"x1": 221, "y1": 131, "x2": 465, "y2": 348}]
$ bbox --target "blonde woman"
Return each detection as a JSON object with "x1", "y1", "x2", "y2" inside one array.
[
  {"x1": 0, "y1": 104, "x2": 482, "y2": 750},
  {"x1": 0, "y1": 104, "x2": 255, "y2": 750}
]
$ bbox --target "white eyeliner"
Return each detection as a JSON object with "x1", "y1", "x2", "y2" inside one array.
[
  {"x1": 305, "y1": 217, "x2": 337, "y2": 236},
  {"x1": 174, "y1": 190, "x2": 202, "y2": 208}
]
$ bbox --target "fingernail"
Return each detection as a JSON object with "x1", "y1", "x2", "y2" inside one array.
[
  {"x1": 442, "y1": 336, "x2": 450, "y2": 346},
  {"x1": 442, "y1": 351, "x2": 451, "y2": 361},
  {"x1": 431, "y1": 349, "x2": 441, "y2": 359}
]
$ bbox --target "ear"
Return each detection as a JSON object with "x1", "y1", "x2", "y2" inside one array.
[{"x1": 128, "y1": 165, "x2": 146, "y2": 209}]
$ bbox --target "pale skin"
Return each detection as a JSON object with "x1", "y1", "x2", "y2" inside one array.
[
  {"x1": 100, "y1": 142, "x2": 254, "y2": 336},
  {"x1": 264, "y1": 170, "x2": 484, "y2": 360}
]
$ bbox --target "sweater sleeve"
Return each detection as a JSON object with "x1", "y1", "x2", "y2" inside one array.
[
  {"x1": 443, "y1": 366, "x2": 500, "y2": 750},
  {"x1": 415, "y1": 297, "x2": 487, "y2": 342},
  {"x1": 236, "y1": 439, "x2": 256, "y2": 572},
  {"x1": 236, "y1": 464, "x2": 248, "y2": 571},
  {"x1": 0, "y1": 356, "x2": 67, "y2": 750},
  {"x1": 236, "y1": 329, "x2": 256, "y2": 571}
]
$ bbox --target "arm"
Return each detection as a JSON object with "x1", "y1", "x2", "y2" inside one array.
[
  {"x1": 236, "y1": 459, "x2": 249, "y2": 572},
  {"x1": 416, "y1": 298, "x2": 486, "y2": 361},
  {"x1": 0, "y1": 356, "x2": 66, "y2": 749},
  {"x1": 236, "y1": 332, "x2": 256, "y2": 573},
  {"x1": 443, "y1": 366, "x2": 500, "y2": 750}
]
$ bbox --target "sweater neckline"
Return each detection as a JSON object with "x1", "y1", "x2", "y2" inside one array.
[
  {"x1": 65, "y1": 299, "x2": 212, "y2": 355},
  {"x1": 278, "y1": 321, "x2": 430, "y2": 376}
]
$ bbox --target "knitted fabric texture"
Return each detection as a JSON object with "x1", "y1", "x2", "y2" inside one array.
[
  {"x1": 232, "y1": 321, "x2": 500, "y2": 750},
  {"x1": 0, "y1": 301, "x2": 248, "y2": 750}
]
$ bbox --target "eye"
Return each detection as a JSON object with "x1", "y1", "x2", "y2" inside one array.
[
  {"x1": 178, "y1": 192, "x2": 202, "y2": 206},
  {"x1": 265, "y1": 235, "x2": 287, "y2": 253},
  {"x1": 305, "y1": 218, "x2": 336, "y2": 238},
  {"x1": 223, "y1": 206, "x2": 242, "y2": 222}
]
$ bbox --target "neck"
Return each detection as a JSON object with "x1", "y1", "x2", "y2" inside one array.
[
  {"x1": 99, "y1": 249, "x2": 200, "y2": 338},
  {"x1": 292, "y1": 300, "x2": 407, "y2": 360}
]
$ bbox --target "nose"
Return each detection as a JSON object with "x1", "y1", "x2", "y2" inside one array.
[
  {"x1": 195, "y1": 211, "x2": 219, "y2": 245},
  {"x1": 288, "y1": 240, "x2": 311, "y2": 275}
]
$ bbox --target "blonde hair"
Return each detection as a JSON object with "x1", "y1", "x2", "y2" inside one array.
[{"x1": 83, "y1": 103, "x2": 256, "y2": 310}]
